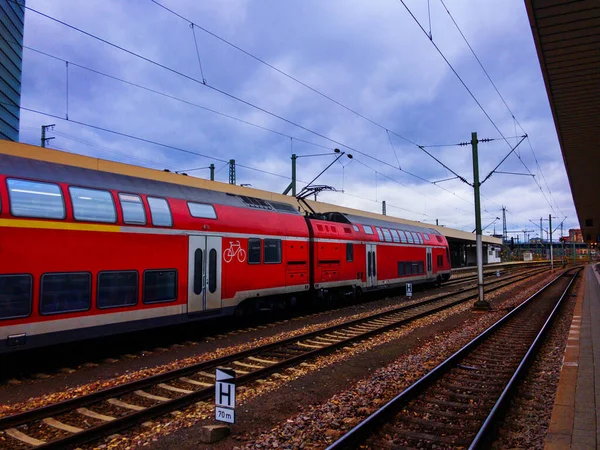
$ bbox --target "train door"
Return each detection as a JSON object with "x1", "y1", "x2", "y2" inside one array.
[
  {"x1": 188, "y1": 235, "x2": 222, "y2": 313},
  {"x1": 366, "y1": 243, "x2": 377, "y2": 288},
  {"x1": 426, "y1": 247, "x2": 433, "y2": 279}
]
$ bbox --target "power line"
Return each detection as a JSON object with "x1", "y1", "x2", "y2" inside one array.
[
  {"x1": 149, "y1": 0, "x2": 421, "y2": 148},
  {"x1": 15, "y1": 3, "x2": 478, "y2": 208},
  {"x1": 399, "y1": 0, "x2": 561, "y2": 219},
  {"x1": 2, "y1": 37, "x2": 334, "y2": 152},
  {"x1": 9, "y1": 101, "x2": 297, "y2": 182},
  {"x1": 436, "y1": 0, "x2": 562, "y2": 219}
]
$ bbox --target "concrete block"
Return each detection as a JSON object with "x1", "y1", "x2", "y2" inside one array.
[{"x1": 200, "y1": 424, "x2": 230, "y2": 443}]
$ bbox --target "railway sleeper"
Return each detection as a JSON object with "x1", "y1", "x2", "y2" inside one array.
[
  {"x1": 421, "y1": 397, "x2": 490, "y2": 410},
  {"x1": 382, "y1": 427, "x2": 470, "y2": 447},
  {"x1": 411, "y1": 406, "x2": 487, "y2": 421},
  {"x1": 431, "y1": 387, "x2": 499, "y2": 401},
  {"x1": 397, "y1": 415, "x2": 480, "y2": 433},
  {"x1": 440, "y1": 380, "x2": 503, "y2": 393}
]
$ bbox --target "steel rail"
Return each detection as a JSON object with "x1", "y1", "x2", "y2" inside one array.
[
  {"x1": 327, "y1": 267, "x2": 580, "y2": 449},
  {"x1": 0, "y1": 268, "x2": 547, "y2": 449}
]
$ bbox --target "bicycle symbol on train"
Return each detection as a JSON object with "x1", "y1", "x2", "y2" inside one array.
[{"x1": 223, "y1": 240, "x2": 246, "y2": 263}]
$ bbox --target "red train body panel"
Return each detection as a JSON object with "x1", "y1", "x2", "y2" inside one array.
[{"x1": 0, "y1": 151, "x2": 450, "y2": 354}]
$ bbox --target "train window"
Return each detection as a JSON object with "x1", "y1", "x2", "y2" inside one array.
[
  {"x1": 119, "y1": 193, "x2": 146, "y2": 225},
  {"x1": 412, "y1": 262, "x2": 420, "y2": 274},
  {"x1": 405, "y1": 231, "x2": 414, "y2": 244},
  {"x1": 405, "y1": 262, "x2": 412, "y2": 275},
  {"x1": 143, "y1": 270, "x2": 177, "y2": 303},
  {"x1": 346, "y1": 243, "x2": 353, "y2": 262},
  {"x1": 7, "y1": 178, "x2": 65, "y2": 219},
  {"x1": 363, "y1": 225, "x2": 373, "y2": 235},
  {"x1": 0, "y1": 274, "x2": 32, "y2": 320},
  {"x1": 248, "y1": 239, "x2": 261, "y2": 264},
  {"x1": 397, "y1": 262, "x2": 405, "y2": 276},
  {"x1": 398, "y1": 230, "x2": 408, "y2": 243},
  {"x1": 188, "y1": 202, "x2": 217, "y2": 219},
  {"x1": 97, "y1": 271, "x2": 138, "y2": 309},
  {"x1": 352, "y1": 225, "x2": 360, "y2": 232},
  {"x1": 437, "y1": 255, "x2": 443, "y2": 266},
  {"x1": 382, "y1": 229, "x2": 392, "y2": 242},
  {"x1": 375, "y1": 227, "x2": 384, "y2": 241},
  {"x1": 70, "y1": 187, "x2": 116, "y2": 223},
  {"x1": 264, "y1": 239, "x2": 282, "y2": 264},
  {"x1": 148, "y1": 197, "x2": 173, "y2": 227},
  {"x1": 390, "y1": 229, "x2": 400, "y2": 243},
  {"x1": 417, "y1": 233, "x2": 424, "y2": 244},
  {"x1": 417, "y1": 261, "x2": 424, "y2": 274},
  {"x1": 423, "y1": 233, "x2": 430, "y2": 241},
  {"x1": 40, "y1": 273, "x2": 91, "y2": 315},
  {"x1": 194, "y1": 249, "x2": 203, "y2": 295},
  {"x1": 209, "y1": 249, "x2": 217, "y2": 293}
]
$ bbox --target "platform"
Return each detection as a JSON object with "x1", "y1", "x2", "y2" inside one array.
[{"x1": 545, "y1": 264, "x2": 599, "y2": 449}]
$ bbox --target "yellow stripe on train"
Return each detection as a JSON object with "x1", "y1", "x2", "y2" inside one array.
[{"x1": 0, "y1": 218, "x2": 120, "y2": 233}]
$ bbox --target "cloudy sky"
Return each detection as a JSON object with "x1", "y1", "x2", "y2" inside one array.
[{"x1": 17, "y1": 0, "x2": 576, "y2": 240}]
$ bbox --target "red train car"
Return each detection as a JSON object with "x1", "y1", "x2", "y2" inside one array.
[{"x1": 0, "y1": 148, "x2": 450, "y2": 354}]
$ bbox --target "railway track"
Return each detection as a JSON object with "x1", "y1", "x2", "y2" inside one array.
[
  {"x1": 328, "y1": 267, "x2": 580, "y2": 450},
  {"x1": 0, "y1": 266, "x2": 549, "y2": 449}
]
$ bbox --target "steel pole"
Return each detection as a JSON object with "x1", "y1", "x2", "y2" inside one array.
[
  {"x1": 209, "y1": 164, "x2": 215, "y2": 181},
  {"x1": 472, "y1": 132, "x2": 488, "y2": 310},
  {"x1": 549, "y1": 214, "x2": 554, "y2": 271}
]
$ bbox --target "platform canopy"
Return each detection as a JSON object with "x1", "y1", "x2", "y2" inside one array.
[{"x1": 525, "y1": 0, "x2": 600, "y2": 243}]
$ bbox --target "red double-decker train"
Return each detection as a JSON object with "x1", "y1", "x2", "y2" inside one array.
[{"x1": 0, "y1": 144, "x2": 451, "y2": 354}]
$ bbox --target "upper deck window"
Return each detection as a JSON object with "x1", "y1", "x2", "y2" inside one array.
[
  {"x1": 70, "y1": 187, "x2": 116, "y2": 223},
  {"x1": 188, "y1": 202, "x2": 217, "y2": 219},
  {"x1": 148, "y1": 197, "x2": 172, "y2": 227},
  {"x1": 375, "y1": 227, "x2": 384, "y2": 241},
  {"x1": 405, "y1": 231, "x2": 414, "y2": 244},
  {"x1": 119, "y1": 193, "x2": 146, "y2": 225},
  {"x1": 398, "y1": 230, "x2": 408, "y2": 243},
  {"x1": 352, "y1": 225, "x2": 360, "y2": 232},
  {"x1": 423, "y1": 233, "x2": 430, "y2": 241},
  {"x1": 363, "y1": 225, "x2": 374, "y2": 235},
  {"x1": 7, "y1": 178, "x2": 65, "y2": 219},
  {"x1": 382, "y1": 228, "x2": 393, "y2": 242},
  {"x1": 390, "y1": 229, "x2": 400, "y2": 242}
]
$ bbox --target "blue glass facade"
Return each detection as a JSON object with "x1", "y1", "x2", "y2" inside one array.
[{"x1": 0, "y1": 0, "x2": 24, "y2": 142}]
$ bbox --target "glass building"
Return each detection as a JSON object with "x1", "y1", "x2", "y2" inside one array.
[{"x1": 0, "y1": 0, "x2": 25, "y2": 142}]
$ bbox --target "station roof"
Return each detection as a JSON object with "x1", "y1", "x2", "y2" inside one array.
[
  {"x1": 0, "y1": 141, "x2": 501, "y2": 245},
  {"x1": 525, "y1": 0, "x2": 600, "y2": 243}
]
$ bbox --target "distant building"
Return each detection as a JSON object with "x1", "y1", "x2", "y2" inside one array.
[
  {"x1": 568, "y1": 228, "x2": 583, "y2": 243},
  {"x1": 0, "y1": 0, "x2": 25, "y2": 142}
]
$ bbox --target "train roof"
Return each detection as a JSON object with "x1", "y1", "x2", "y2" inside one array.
[
  {"x1": 0, "y1": 152, "x2": 301, "y2": 216},
  {"x1": 0, "y1": 142, "x2": 501, "y2": 245}
]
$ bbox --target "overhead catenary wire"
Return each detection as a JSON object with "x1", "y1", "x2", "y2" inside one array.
[
  {"x1": 4, "y1": 39, "x2": 333, "y2": 152},
  {"x1": 8, "y1": 101, "x2": 298, "y2": 182},
  {"x1": 436, "y1": 0, "x2": 563, "y2": 219},
  {"x1": 148, "y1": 0, "x2": 480, "y2": 186},
  {"x1": 399, "y1": 0, "x2": 560, "y2": 219},
  {"x1": 10, "y1": 5, "x2": 481, "y2": 211}
]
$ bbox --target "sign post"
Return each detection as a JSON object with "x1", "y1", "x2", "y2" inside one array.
[
  {"x1": 406, "y1": 283, "x2": 412, "y2": 298},
  {"x1": 215, "y1": 368, "x2": 236, "y2": 424}
]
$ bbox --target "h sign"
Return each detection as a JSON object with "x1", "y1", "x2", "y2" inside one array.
[
  {"x1": 406, "y1": 283, "x2": 413, "y2": 297},
  {"x1": 215, "y1": 368, "x2": 236, "y2": 424}
]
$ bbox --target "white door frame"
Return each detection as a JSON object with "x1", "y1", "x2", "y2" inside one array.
[
  {"x1": 426, "y1": 247, "x2": 433, "y2": 278},
  {"x1": 366, "y1": 243, "x2": 377, "y2": 288},
  {"x1": 188, "y1": 235, "x2": 222, "y2": 312}
]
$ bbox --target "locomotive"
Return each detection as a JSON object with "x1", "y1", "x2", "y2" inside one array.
[{"x1": 0, "y1": 143, "x2": 451, "y2": 354}]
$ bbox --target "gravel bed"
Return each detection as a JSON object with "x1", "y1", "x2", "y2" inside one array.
[
  {"x1": 239, "y1": 272, "x2": 561, "y2": 449},
  {"x1": 0, "y1": 284, "x2": 473, "y2": 418},
  {"x1": 491, "y1": 270, "x2": 581, "y2": 449},
  {"x1": 0, "y1": 291, "x2": 440, "y2": 412},
  {"x1": 92, "y1": 271, "x2": 556, "y2": 449}
]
